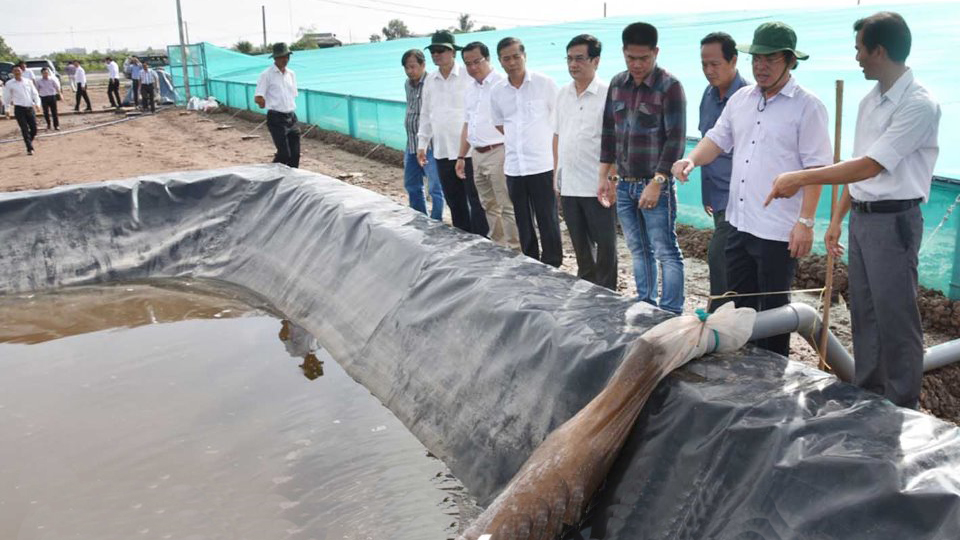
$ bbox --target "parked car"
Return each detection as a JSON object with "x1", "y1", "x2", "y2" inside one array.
[
  {"x1": 24, "y1": 59, "x2": 62, "y2": 85},
  {"x1": 0, "y1": 61, "x2": 14, "y2": 83}
]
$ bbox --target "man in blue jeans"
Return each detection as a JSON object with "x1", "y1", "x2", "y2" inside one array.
[
  {"x1": 402, "y1": 49, "x2": 444, "y2": 220},
  {"x1": 599, "y1": 22, "x2": 686, "y2": 313}
]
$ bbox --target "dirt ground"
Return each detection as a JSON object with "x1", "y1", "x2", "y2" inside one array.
[{"x1": 2, "y1": 85, "x2": 958, "y2": 423}]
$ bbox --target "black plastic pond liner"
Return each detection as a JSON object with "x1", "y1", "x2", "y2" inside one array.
[{"x1": 1, "y1": 164, "x2": 958, "y2": 539}]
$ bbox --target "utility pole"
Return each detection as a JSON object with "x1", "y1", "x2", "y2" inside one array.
[
  {"x1": 604, "y1": 2, "x2": 607, "y2": 17},
  {"x1": 262, "y1": 5, "x2": 268, "y2": 50},
  {"x1": 176, "y1": 0, "x2": 191, "y2": 102},
  {"x1": 184, "y1": 21, "x2": 191, "y2": 45}
]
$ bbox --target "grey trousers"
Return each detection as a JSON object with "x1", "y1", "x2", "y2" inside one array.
[
  {"x1": 848, "y1": 205, "x2": 924, "y2": 409},
  {"x1": 707, "y1": 210, "x2": 734, "y2": 312}
]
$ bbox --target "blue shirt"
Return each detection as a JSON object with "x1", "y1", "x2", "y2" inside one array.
[{"x1": 698, "y1": 71, "x2": 748, "y2": 212}]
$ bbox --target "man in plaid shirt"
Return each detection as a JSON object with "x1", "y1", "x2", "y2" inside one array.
[{"x1": 598, "y1": 22, "x2": 687, "y2": 313}]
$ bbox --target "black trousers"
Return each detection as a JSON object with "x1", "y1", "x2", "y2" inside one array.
[
  {"x1": 561, "y1": 195, "x2": 617, "y2": 290},
  {"x1": 507, "y1": 171, "x2": 562, "y2": 267},
  {"x1": 266, "y1": 110, "x2": 301, "y2": 168},
  {"x1": 140, "y1": 83, "x2": 155, "y2": 113},
  {"x1": 435, "y1": 157, "x2": 488, "y2": 236},
  {"x1": 132, "y1": 79, "x2": 140, "y2": 106},
  {"x1": 707, "y1": 210, "x2": 735, "y2": 312},
  {"x1": 107, "y1": 78, "x2": 121, "y2": 107},
  {"x1": 74, "y1": 83, "x2": 92, "y2": 111},
  {"x1": 725, "y1": 228, "x2": 796, "y2": 356},
  {"x1": 14, "y1": 105, "x2": 37, "y2": 152},
  {"x1": 40, "y1": 95, "x2": 59, "y2": 129}
]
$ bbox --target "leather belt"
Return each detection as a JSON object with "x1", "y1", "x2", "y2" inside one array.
[
  {"x1": 851, "y1": 198, "x2": 921, "y2": 213},
  {"x1": 473, "y1": 143, "x2": 503, "y2": 154}
]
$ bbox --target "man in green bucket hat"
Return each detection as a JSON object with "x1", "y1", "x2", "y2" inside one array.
[
  {"x1": 254, "y1": 42, "x2": 301, "y2": 168},
  {"x1": 417, "y1": 30, "x2": 489, "y2": 237},
  {"x1": 673, "y1": 21, "x2": 832, "y2": 356}
]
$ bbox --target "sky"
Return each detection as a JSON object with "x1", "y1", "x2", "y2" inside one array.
[{"x1": 2, "y1": 0, "x2": 949, "y2": 57}]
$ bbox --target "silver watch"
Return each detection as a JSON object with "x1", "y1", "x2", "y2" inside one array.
[{"x1": 797, "y1": 217, "x2": 815, "y2": 228}]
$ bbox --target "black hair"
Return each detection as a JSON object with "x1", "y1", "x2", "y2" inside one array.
[
  {"x1": 16, "y1": 59, "x2": 25, "y2": 66},
  {"x1": 401, "y1": 49, "x2": 425, "y2": 66},
  {"x1": 41, "y1": 67, "x2": 49, "y2": 72},
  {"x1": 566, "y1": 34, "x2": 602, "y2": 58},
  {"x1": 784, "y1": 50, "x2": 798, "y2": 71},
  {"x1": 496, "y1": 37, "x2": 525, "y2": 56},
  {"x1": 700, "y1": 32, "x2": 737, "y2": 62},
  {"x1": 854, "y1": 11, "x2": 911, "y2": 62},
  {"x1": 461, "y1": 41, "x2": 490, "y2": 60},
  {"x1": 622, "y1": 22, "x2": 658, "y2": 48}
]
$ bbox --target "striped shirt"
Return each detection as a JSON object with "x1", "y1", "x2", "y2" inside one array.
[
  {"x1": 600, "y1": 66, "x2": 686, "y2": 179},
  {"x1": 404, "y1": 73, "x2": 426, "y2": 154}
]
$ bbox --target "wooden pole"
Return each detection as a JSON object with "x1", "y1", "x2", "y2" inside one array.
[
  {"x1": 819, "y1": 80, "x2": 843, "y2": 370},
  {"x1": 176, "y1": 0, "x2": 191, "y2": 102}
]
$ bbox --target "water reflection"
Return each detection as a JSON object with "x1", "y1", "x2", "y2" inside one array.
[{"x1": 279, "y1": 319, "x2": 324, "y2": 380}]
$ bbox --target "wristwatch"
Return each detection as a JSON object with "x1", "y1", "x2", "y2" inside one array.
[
  {"x1": 652, "y1": 173, "x2": 668, "y2": 184},
  {"x1": 606, "y1": 173, "x2": 619, "y2": 182},
  {"x1": 797, "y1": 217, "x2": 815, "y2": 228}
]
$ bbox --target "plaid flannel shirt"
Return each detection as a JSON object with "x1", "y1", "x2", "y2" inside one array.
[{"x1": 600, "y1": 66, "x2": 686, "y2": 179}]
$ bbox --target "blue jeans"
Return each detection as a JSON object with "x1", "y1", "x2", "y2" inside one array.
[
  {"x1": 403, "y1": 150, "x2": 444, "y2": 220},
  {"x1": 616, "y1": 179, "x2": 684, "y2": 314}
]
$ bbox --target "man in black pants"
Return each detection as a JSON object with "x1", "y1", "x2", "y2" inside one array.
[
  {"x1": 139, "y1": 62, "x2": 156, "y2": 113},
  {"x1": 105, "y1": 56, "x2": 122, "y2": 108},
  {"x1": 72, "y1": 61, "x2": 92, "y2": 112},
  {"x1": 254, "y1": 43, "x2": 301, "y2": 168},
  {"x1": 2, "y1": 66, "x2": 41, "y2": 155},
  {"x1": 36, "y1": 67, "x2": 62, "y2": 130}
]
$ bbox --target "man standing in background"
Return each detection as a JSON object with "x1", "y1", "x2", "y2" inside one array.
[
  {"x1": 139, "y1": 62, "x2": 157, "y2": 114},
  {"x1": 36, "y1": 67, "x2": 61, "y2": 131},
  {"x1": 254, "y1": 43, "x2": 301, "y2": 168},
  {"x1": 418, "y1": 30, "x2": 488, "y2": 236},
  {"x1": 106, "y1": 56, "x2": 122, "y2": 109},
  {"x1": 555, "y1": 34, "x2": 617, "y2": 289},
  {"x1": 698, "y1": 32, "x2": 748, "y2": 311},
  {"x1": 401, "y1": 49, "x2": 444, "y2": 220},
  {"x1": 127, "y1": 56, "x2": 141, "y2": 108},
  {"x1": 456, "y1": 41, "x2": 519, "y2": 249},
  {"x1": 72, "y1": 60, "x2": 92, "y2": 112}
]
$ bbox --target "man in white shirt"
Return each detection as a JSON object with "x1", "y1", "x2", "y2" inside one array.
[
  {"x1": 490, "y1": 37, "x2": 562, "y2": 267},
  {"x1": 765, "y1": 12, "x2": 939, "y2": 408},
  {"x1": 15, "y1": 61, "x2": 36, "y2": 85},
  {"x1": 138, "y1": 62, "x2": 157, "y2": 113},
  {"x1": 254, "y1": 42, "x2": 301, "y2": 168},
  {"x1": 35, "y1": 67, "x2": 62, "y2": 131},
  {"x1": 673, "y1": 22, "x2": 832, "y2": 356},
  {"x1": 2, "y1": 66, "x2": 41, "y2": 155},
  {"x1": 554, "y1": 34, "x2": 616, "y2": 289},
  {"x1": 455, "y1": 41, "x2": 519, "y2": 249},
  {"x1": 418, "y1": 30, "x2": 488, "y2": 236},
  {"x1": 71, "y1": 61, "x2": 92, "y2": 112},
  {"x1": 105, "y1": 56, "x2": 122, "y2": 108}
]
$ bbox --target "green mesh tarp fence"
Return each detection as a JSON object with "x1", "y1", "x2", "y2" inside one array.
[{"x1": 168, "y1": 2, "x2": 960, "y2": 296}]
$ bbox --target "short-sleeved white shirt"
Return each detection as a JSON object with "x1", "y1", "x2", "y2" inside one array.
[
  {"x1": 464, "y1": 69, "x2": 505, "y2": 148},
  {"x1": 706, "y1": 77, "x2": 833, "y2": 242},
  {"x1": 489, "y1": 70, "x2": 558, "y2": 177},
  {"x1": 849, "y1": 69, "x2": 940, "y2": 203},
  {"x1": 554, "y1": 77, "x2": 608, "y2": 197},
  {"x1": 417, "y1": 63, "x2": 470, "y2": 160}
]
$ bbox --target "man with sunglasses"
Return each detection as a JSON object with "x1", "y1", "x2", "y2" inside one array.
[{"x1": 673, "y1": 22, "x2": 832, "y2": 356}]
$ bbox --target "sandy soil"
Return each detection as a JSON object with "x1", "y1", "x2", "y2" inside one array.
[{"x1": 1, "y1": 86, "x2": 957, "y2": 423}]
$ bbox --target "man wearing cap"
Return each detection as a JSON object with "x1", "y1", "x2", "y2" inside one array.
[
  {"x1": 765, "y1": 12, "x2": 939, "y2": 408},
  {"x1": 402, "y1": 49, "x2": 445, "y2": 220},
  {"x1": 455, "y1": 41, "x2": 519, "y2": 249},
  {"x1": 698, "y1": 32, "x2": 749, "y2": 311},
  {"x1": 673, "y1": 22, "x2": 832, "y2": 355},
  {"x1": 417, "y1": 30, "x2": 488, "y2": 236},
  {"x1": 599, "y1": 22, "x2": 686, "y2": 312},
  {"x1": 255, "y1": 42, "x2": 301, "y2": 168},
  {"x1": 490, "y1": 36, "x2": 562, "y2": 267}
]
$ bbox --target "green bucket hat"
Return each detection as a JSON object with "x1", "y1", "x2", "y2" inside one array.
[
  {"x1": 425, "y1": 30, "x2": 460, "y2": 52},
  {"x1": 737, "y1": 22, "x2": 809, "y2": 60},
  {"x1": 270, "y1": 42, "x2": 293, "y2": 58}
]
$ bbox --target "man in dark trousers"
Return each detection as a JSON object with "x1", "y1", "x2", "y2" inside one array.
[
  {"x1": 254, "y1": 43, "x2": 301, "y2": 168},
  {"x1": 105, "y1": 56, "x2": 122, "y2": 108},
  {"x1": 2, "y1": 66, "x2": 41, "y2": 155},
  {"x1": 766, "y1": 12, "x2": 940, "y2": 408},
  {"x1": 35, "y1": 67, "x2": 62, "y2": 131},
  {"x1": 72, "y1": 60, "x2": 92, "y2": 112},
  {"x1": 138, "y1": 62, "x2": 156, "y2": 113}
]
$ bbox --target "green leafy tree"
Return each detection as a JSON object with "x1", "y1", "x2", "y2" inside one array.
[
  {"x1": 233, "y1": 40, "x2": 255, "y2": 54},
  {"x1": 382, "y1": 19, "x2": 411, "y2": 40},
  {"x1": 369, "y1": 33, "x2": 382, "y2": 43},
  {"x1": 0, "y1": 35, "x2": 17, "y2": 62},
  {"x1": 477, "y1": 25, "x2": 496, "y2": 32},
  {"x1": 456, "y1": 14, "x2": 474, "y2": 34}
]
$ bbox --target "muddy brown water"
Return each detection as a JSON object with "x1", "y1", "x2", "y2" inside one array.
[{"x1": 0, "y1": 281, "x2": 475, "y2": 539}]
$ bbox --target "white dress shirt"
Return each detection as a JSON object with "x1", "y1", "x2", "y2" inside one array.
[
  {"x1": 417, "y1": 63, "x2": 470, "y2": 160},
  {"x1": 107, "y1": 61, "x2": 120, "y2": 79},
  {"x1": 554, "y1": 77, "x2": 608, "y2": 197},
  {"x1": 850, "y1": 69, "x2": 940, "y2": 203},
  {"x1": 464, "y1": 69, "x2": 505, "y2": 148},
  {"x1": 254, "y1": 64, "x2": 298, "y2": 113},
  {"x1": 74, "y1": 66, "x2": 86, "y2": 85},
  {"x1": 139, "y1": 68, "x2": 157, "y2": 85},
  {"x1": 490, "y1": 70, "x2": 559, "y2": 177},
  {"x1": 21, "y1": 69, "x2": 35, "y2": 82},
  {"x1": 3, "y1": 78, "x2": 40, "y2": 108},
  {"x1": 706, "y1": 76, "x2": 832, "y2": 242}
]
